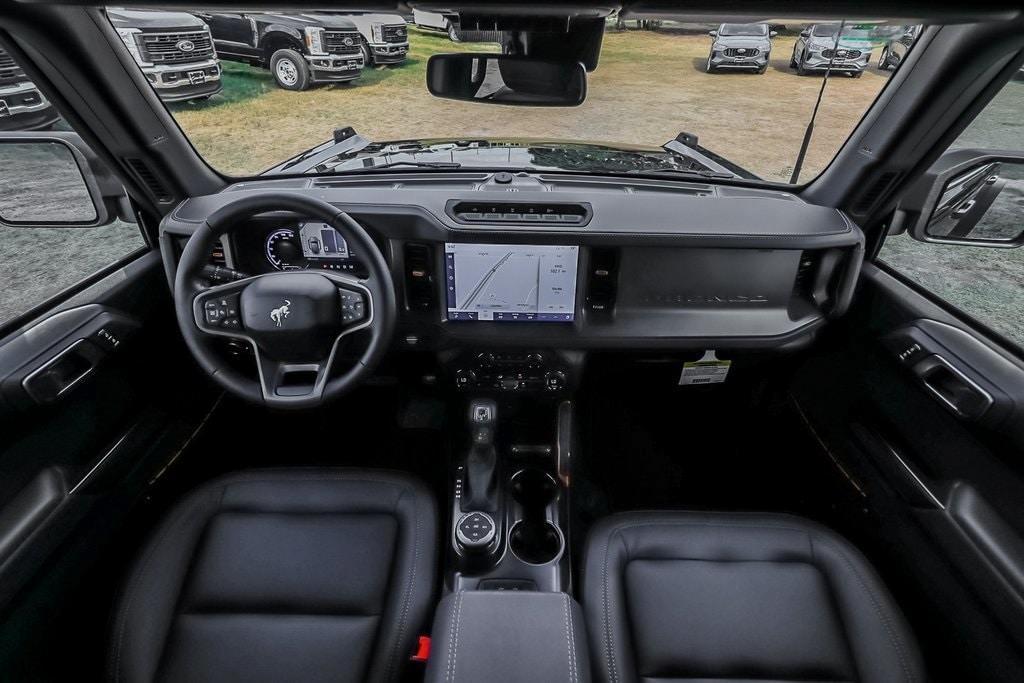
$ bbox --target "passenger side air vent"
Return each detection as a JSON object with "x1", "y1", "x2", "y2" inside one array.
[
  {"x1": 585, "y1": 248, "x2": 620, "y2": 315},
  {"x1": 792, "y1": 251, "x2": 820, "y2": 299},
  {"x1": 403, "y1": 243, "x2": 436, "y2": 311},
  {"x1": 449, "y1": 201, "x2": 591, "y2": 226},
  {"x1": 124, "y1": 158, "x2": 174, "y2": 204}
]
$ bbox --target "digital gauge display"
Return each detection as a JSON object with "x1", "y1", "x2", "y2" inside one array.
[
  {"x1": 264, "y1": 223, "x2": 357, "y2": 272},
  {"x1": 299, "y1": 222, "x2": 349, "y2": 259}
]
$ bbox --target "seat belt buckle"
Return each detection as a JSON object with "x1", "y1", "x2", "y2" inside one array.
[{"x1": 410, "y1": 635, "x2": 431, "y2": 663}]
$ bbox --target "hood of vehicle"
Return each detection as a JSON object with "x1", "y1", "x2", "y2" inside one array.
[
  {"x1": 338, "y1": 13, "x2": 407, "y2": 30},
  {"x1": 107, "y1": 9, "x2": 206, "y2": 30},
  {"x1": 249, "y1": 13, "x2": 359, "y2": 30},
  {"x1": 715, "y1": 37, "x2": 770, "y2": 49},
  {"x1": 808, "y1": 36, "x2": 870, "y2": 50},
  {"x1": 265, "y1": 136, "x2": 749, "y2": 178}
]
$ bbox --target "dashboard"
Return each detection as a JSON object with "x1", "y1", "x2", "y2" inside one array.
[{"x1": 159, "y1": 171, "x2": 865, "y2": 353}]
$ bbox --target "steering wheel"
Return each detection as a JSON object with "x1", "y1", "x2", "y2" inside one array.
[{"x1": 174, "y1": 193, "x2": 396, "y2": 409}]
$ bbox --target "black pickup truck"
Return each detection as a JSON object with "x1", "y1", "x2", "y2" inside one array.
[
  {"x1": 108, "y1": 9, "x2": 222, "y2": 102},
  {"x1": 0, "y1": 44, "x2": 60, "y2": 131},
  {"x1": 197, "y1": 12, "x2": 364, "y2": 90}
]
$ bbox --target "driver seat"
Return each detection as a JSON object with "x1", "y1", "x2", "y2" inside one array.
[{"x1": 109, "y1": 469, "x2": 437, "y2": 683}]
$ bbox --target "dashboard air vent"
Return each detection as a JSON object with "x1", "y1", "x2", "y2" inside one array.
[
  {"x1": 210, "y1": 241, "x2": 226, "y2": 266},
  {"x1": 585, "y1": 248, "x2": 620, "y2": 314},
  {"x1": 124, "y1": 158, "x2": 174, "y2": 204},
  {"x1": 449, "y1": 201, "x2": 590, "y2": 226},
  {"x1": 404, "y1": 243, "x2": 436, "y2": 311},
  {"x1": 792, "y1": 251, "x2": 819, "y2": 298}
]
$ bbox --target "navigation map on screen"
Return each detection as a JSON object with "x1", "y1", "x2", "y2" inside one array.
[{"x1": 444, "y1": 243, "x2": 579, "y2": 321}]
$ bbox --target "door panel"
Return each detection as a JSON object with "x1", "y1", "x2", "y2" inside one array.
[
  {"x1": 790, "y1": 262, "x2": 1024, "y2": 680},
  {"x1": 0, "y1": 250, "x2": 218, "y2": 675}
]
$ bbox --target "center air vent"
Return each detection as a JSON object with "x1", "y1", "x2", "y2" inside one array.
[
  {"x1": 448, "y1": 201, "x2": 590, "y2": 226},
  {"x1": 404, "y1": 243, "x2": 436, "y2": 311}
]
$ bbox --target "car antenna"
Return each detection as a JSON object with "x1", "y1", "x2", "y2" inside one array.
[{"x1": 789, "y1": 19, "x2": 847, "y2": 184}]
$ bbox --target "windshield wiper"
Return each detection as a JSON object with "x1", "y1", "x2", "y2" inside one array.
[
  {"x1": 343, "y1": 160, "x2": 462, "y2": 171},
  {"x1": 624, "y1": 167, "x2": 735, "y2": 179}
]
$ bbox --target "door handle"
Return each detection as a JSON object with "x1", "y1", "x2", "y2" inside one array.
[
  {"x1": 21, "y1": 339, "x2": 105, "y2": 404},
  {"x1": 912, "y1": 354, "x2": 994, "y2": 420}
]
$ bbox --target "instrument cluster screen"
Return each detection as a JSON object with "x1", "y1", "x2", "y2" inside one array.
[{"x1": 300, "y1": 222, "x2": 349, "y2": 259}]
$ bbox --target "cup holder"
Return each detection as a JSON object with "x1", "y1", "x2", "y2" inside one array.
[
  {"x1": 511, "y1": 469, "x2": 559, "y2": 507},
  {"x1": 509, "y1": 469, "x2": 563, "y2": 564},
  {"x1": 510, "y1": 521, "x2": 563, "y2": 564}
]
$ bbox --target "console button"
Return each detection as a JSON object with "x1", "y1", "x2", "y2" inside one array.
[
  {"x1": 203, "y1": 294, "x2": 241, "y2": 328},
  {"x1": 339, "y1": 290, "x2": 366, "y2": 323},
  {"x1": 545, "y1": 371, "x2": 567, "y2": 391}
]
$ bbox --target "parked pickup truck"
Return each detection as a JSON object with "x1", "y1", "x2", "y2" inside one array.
[
  {"x1": 109, "y1": 9, "x2": 222, "y2": 102},
  {"x1": 336, "y1": 13, "x2": 409, "y2": 66},
  {"x1": 198, "y1": 12, "x2": 364, "y2": 90},
  {"x1": 0, "y1": 44, "x2": 60, "y2": 131}
]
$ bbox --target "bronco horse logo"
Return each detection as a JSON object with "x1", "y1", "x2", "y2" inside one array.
[{"x1": 270, "y1": 300, "x2": 291, "y2": 327}]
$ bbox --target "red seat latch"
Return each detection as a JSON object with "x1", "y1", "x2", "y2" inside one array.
[{"x1": 411, "y1": 635, "x2": 431, "y2": 663}]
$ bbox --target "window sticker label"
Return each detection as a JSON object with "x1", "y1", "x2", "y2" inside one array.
[{"x1": 679, "y1": 350, "x2": 731, "y2": 386}]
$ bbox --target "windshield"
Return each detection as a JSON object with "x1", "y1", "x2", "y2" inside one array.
[
  {"x1": 719, "y1": 24, "x2": 768, "y2": 36},
  {"x1": 811, "y1": 24, "x2": 842, "y2": 37},
  {"x1": 108, "y1": 9, "x2": 911, "y2": 183}
]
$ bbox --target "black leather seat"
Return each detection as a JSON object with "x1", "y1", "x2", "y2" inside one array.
[
  {"x1": 109, "y1": 469, "x2": 437, "y2": 683},
  {"x1": 582, "y1": 511, "x2": 925, "y2": 683}
]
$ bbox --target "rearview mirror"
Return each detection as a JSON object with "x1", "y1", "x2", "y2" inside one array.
[
  {"x1": 426, "y1": 54, "x2": 586, "y2": 107},
  {"x1": 800, "y1": 29, "x2": 810, "y2": 38},
  {"x1": 769, "y1": 31, "x2": 779, "y2": 37},
  {"x1": 708, "y1": 30, "x2": 718, "y2": 37},
  {"x1": 899, "y1": 149, "x2": 1024, "y2": 248},
  {"x1": 0, "y1": 133, "x2": 128, "y2": 228}
]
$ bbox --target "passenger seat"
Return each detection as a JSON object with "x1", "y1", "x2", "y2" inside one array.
[{"x1": 583, "y1": 511, "x2": 924, "y2": 683}]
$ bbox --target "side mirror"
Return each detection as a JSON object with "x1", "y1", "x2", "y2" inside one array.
[
  {"x1": 898, "y1": 149, "x2": 1024, "y2": 248},
  {"x1": 769, "y1": 31, "x2": 779, "y2": 38},
  {"x1": 708, "y1": 30, "x2": 718, "y2": 37},
  {"x1": 426, "y1": 54, "x2": 586, "y2": 107},
  {"x1": 800, "y1": 29, "x2": 810, "y2": 38},
  {"x1": 0, "y1": 132, "x2": 130, "y2": 228}
]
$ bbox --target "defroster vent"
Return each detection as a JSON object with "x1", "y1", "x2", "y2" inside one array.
[{"x1": 449, "y1": 201, "x2": 590, "y2": 226}]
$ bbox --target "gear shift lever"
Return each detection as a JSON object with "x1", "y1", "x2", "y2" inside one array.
[{"x1": 463, "y1": 399, "x2": 498, "y2": 512}]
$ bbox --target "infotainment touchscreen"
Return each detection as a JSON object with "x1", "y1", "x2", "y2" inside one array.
[{"x1": 444, "y1": 243, "x2": 579, "y2": 321}]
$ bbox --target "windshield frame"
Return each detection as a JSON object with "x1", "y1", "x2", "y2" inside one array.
[{"x1": 102, "y1": 7, "x2": 917, "y2": 191}]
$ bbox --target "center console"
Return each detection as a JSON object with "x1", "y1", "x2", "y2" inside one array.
[
  {"x1": 434, "y1": 396, "x2": 586, "y2": 680},
  {"x1": 448, "y1": 398, "x2": 573, "y2": 593},
  {"x1": 425, "y1": 589, "x2": 591, "y2": 683}
]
